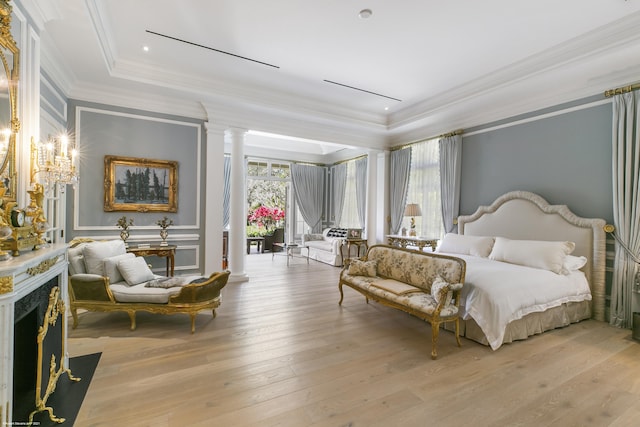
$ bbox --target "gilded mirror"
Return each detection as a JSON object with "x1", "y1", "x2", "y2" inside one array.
[{"x1": 0, "y1": 0, "x2": 19, "y2": 199}]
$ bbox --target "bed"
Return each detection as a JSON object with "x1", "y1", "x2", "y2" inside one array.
[{"x1": 438, "y1": 191, "x2": 607, "y2": 350}]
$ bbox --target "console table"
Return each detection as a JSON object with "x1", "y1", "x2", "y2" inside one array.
[
  {"x1": 127, "y1": 245, "x2": 176, "y2": 276},
  {"x1": 386, "y1": 235, "x2": 438, "y2": 252}
]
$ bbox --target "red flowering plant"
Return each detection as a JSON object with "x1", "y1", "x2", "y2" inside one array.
[{"x1": 247, "y1": 205, "x2": 285, "y2": 235}]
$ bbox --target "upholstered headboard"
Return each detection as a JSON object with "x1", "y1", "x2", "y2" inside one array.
[{"x1": 457, "y1": 191, "x2": 607, "y2": 321}]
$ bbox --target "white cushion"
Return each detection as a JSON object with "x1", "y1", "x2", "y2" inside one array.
[
  {"x1": 489, "y1": 237, "x2": 575, "y2": 274},
  {"x1": 117, "y1": 256, "x2": 155, "y2": 286},
  {"x1": 437, "y1": 233, "x2": 495, "y2": 258},
  {"x1": 68, "y1": 245, "x2": 87, "y2": 275},
  {"x1": 82, "y1": 240, "x2": 127, "y2": 276},
  {"x1": 103, "y1": 253, "x2": 135, "y2": 284}
]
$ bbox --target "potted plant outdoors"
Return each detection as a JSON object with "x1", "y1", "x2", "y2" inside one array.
[
  {"x1": 248, "y1": 206, "x2": 285, "y2": 251},
  {"x1": 247, "y1": 205, "x2": 285, "y2": 250}
]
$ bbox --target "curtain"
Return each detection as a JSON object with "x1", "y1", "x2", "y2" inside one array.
[
  {"x1": 406, "y1": 139, "x2": 444, "y2": 239},
  {"x1": 439, "y1": 134, "x2": 463, "y2": 234},
  {"x1": 291, "y1": 163, "x2": 325, "y2": 233},
  {"x1": 610, "y1": 91, "x2": 640, "y2": 329},
  {"x1": 223, "y1": 155, "x2": 231, "y2": 228},
  {"x1": 355, "y1": 157, "x2": 368, "y2": 230},
  {"x1": 389, "y1": 148, "x2": 411, "y2": 234},
  {"x1": 331, "y1": 163, "x2": 347, "y2": 226}
]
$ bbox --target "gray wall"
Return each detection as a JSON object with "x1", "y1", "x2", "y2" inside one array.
[
  {"x1": 66, "y1": 100, "x2": 206, "y2": 275},
  {"x1": 460, "y1": 99, "x2": 614, "y2": 223}
]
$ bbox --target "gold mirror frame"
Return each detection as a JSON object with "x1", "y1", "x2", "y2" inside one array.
[{"x1": 0, "y1": 0, "x2": 19, "y2": 200}]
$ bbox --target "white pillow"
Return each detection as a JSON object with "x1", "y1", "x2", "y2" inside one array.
[
  {"x1": 117, "y1": 256, "x2": 155, "y2": 286},
  {"x1": 103, "y1": 253, "x2": 135, "y2": 284},
  {"x1": 438, "y1": 233, "x2": 495, "y2": 258},
  {"x1": 561, "y1": 255, "x2": 587, "y2": 275},
  {"x1": 82, "y1": 240, "x2": 127, "y2": 276},
  {"x1": 489, "y1": 237, "x2": 576, "y2": 274}
]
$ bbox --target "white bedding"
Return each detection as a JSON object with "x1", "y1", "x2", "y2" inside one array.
[{"x1": 440, "y1": 253, "x2": 592, "y2": 350}]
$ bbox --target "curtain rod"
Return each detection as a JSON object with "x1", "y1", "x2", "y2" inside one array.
[
  {"x1": 331, "y1": 154, "x2": 367, "y2": 166},
  {"x1": 390, "y1": 129, "x2": 464, "y2": 151},
  {"x1": 604, "y1": 82, "x2": 640, "y2": 98}
]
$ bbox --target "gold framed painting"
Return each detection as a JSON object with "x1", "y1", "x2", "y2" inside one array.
[{"x1": 104, "y1": 155, "x2": 178, "y2": 212}]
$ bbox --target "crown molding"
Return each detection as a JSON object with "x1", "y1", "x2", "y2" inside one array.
[
  {"x1": 388, "y1": 10, "x2": 640, "y2": 133},
  {"x1": 15, "y1": 0, "x2": 63, "y2": 31},
  {"x1": 85, "y1": 0, "x2": 117, "y2": 70}
]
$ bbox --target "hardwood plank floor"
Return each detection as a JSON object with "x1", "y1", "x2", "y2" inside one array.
[{"x1": 69, "y1": 253, "x2": 640, "y2": 426}]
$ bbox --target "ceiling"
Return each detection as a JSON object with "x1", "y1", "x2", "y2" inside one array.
[{"x1": 31, "y1": 0, "x2": 640, "y2": 160}]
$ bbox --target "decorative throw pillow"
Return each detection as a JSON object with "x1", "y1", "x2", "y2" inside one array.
[
  {"x1": 489, "y1": 237, "x2": 575, "y2": 274},
  {"x1": 103, "y1": 253, "x2": 135, "y2": 284},
  {"x1": 430, "y1": 276, "x2": 453, "y2": 306},
  {"x1": 117, "y1": 256, "x2": 155, "y2": 286},
  {"x1": 348, "y1": 259, "x2": 377, "y2": 277},
  {"x1": 82, "y1": 240, "x2": 127, "y2": 276},
  {"x1": 145, "y1": 276, "x2": 187, "y2": 288},
  {"x1": 437, "y1": 233, "x2": 495, "y2": 258}
]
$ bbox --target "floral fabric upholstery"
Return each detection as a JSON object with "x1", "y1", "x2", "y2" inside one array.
[{"x1": 339, "y1": 245, "x2": 466, "y2": 359}]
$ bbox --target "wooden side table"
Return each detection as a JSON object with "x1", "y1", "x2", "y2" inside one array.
[
  {"x1": 127, "y1": 245, "x2": 176, "y2": 276},
  {"x1": 246, "y1": 236, "x2": 265, "y2": 254},
  {"x1": 386, "y1": 235, "x2": 438, "y2": 252},
  {"x1": 340, "y1": 238, "x2": 368, "y2": 264}
]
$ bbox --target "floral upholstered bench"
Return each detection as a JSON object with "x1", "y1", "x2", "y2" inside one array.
[{"x1": 339, "y1": 244, "x2": 466, "y2": 359}]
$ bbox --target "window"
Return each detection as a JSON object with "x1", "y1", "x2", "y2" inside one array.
[{"x1": 405, "y1": 139, "x2": 444, "y2": 239}]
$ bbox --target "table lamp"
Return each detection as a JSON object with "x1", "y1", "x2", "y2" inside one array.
[{"x1": 404, "y1": 203, "x2": 422, "y2": 236}]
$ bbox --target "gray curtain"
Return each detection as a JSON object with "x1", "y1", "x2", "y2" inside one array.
[
  {"x1": 355, "y1": 157, "x2": 368, "y2": 229},
  {"x1": 610, "y1": 91, "x2": 640, "y2": 329},
  {"x1": 389, "y1": 148, "x2": 412, "y2": 234},
  {"x1": 332, "y1": 163, "x2": 347, "y2": 226},
  {"x1": 439, "y1": 134, "x2": 463, "y2": 233},
  {"x1": 291, "y1": 163, "x2": 325, "y2": 233},
  {"x1": 223, "y1": 155, "x2": 231, "y2": 228}
]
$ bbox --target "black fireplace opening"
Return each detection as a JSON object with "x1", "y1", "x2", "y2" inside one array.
[{"x1": 13, "y1": 277, "x2": 61, "y2": 423}]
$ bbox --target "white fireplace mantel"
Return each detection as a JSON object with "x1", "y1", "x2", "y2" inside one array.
[{"x1": 0, "y1": 244, "x2": 68, "y2": 424}]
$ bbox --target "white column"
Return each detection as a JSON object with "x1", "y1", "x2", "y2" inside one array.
[
  {"x1": 227, "y1": 128, "x2": 249, "y2": 282},
  {"x1": 204, "y1": 123, "x2": 225, "y2": 274}
]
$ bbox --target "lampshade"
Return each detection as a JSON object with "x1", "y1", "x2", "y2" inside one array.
[{"x1": 404, "y1": 203, "x2": 422, "y2": 217}]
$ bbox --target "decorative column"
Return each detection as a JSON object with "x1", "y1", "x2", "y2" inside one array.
[
  {"x1": 204, "y1": 123, "x2": 225, "y2": 274},
  {"x1": 227, "y1": 128, "x2": 249, "y2": 282}
]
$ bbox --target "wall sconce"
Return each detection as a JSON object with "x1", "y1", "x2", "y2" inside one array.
[{"x1": 31, "y1": 135, "x2": 79, "y2": 192}]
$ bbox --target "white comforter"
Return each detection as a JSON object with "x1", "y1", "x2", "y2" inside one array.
[{"x1": 440, "y1": 253, "x2": 592, "y2": 350}]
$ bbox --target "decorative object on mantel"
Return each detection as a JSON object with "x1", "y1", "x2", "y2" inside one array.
[
  {"x1": 156, "y1": 216, "x2": 173, "y2": 246},
  {"x1": 116, "y1": 215, "x2": 133, "y2": 247},
  {"x1": 31, "y1": 135, "x2": 79, "y2": 193},
  {"x1": 404, "y1": 203, "x2": 422, "y2": 237}
]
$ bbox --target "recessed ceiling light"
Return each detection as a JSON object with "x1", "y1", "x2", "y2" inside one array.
[
  {"x1": 143, "y1": 45, "x2": 149, "y2": 52},
  {"x1": 359, "y1": 9, "x2": 372, "y2": 19},
  {"x1": 384, "y1": 106, "x2": 389, "y2": 111}
]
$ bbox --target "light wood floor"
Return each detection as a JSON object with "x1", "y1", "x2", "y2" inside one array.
[{"x1": 69, "y1": 253, "x2": 640, "y2": 427}]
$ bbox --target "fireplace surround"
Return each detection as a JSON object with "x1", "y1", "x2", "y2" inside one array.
[{"x1": 0, "y1": 244, "x2": 69, "y2": 424}]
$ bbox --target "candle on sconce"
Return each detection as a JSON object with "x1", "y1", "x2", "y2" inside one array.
[
  {"x1": 71, "y1": 148, "x2": 78, "y2": 169},
  {"x1": 46, "y1": 142, "x2": 54, "y2": 164},
  {"x1": 60, "y1": 135, "x2": 68, "y2": 158}
]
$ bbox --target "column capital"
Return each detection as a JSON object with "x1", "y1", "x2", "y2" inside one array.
[{"x1": 225, "y1": 127, "x2": 249, "y2": 138}]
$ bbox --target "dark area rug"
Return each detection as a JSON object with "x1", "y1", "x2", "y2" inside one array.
[{"x1": 19, "y1": 352, "x2": 101, "y2": 427}]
